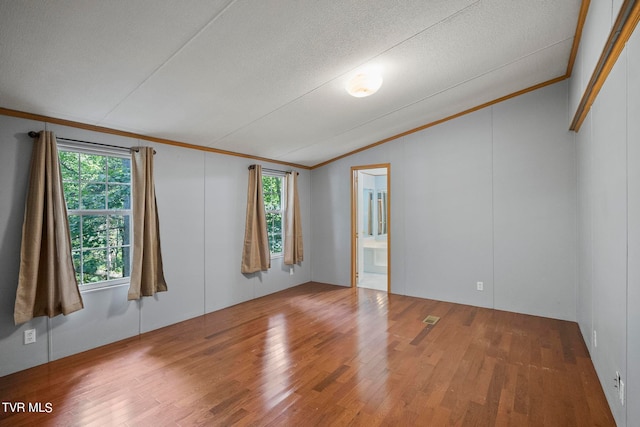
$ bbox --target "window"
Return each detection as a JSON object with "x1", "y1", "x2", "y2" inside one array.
[
  {"x1": 262, "y1": 174, "x2": 284, "y2": 256},
  {"x1": 58, "y1": 145, "x2": 132, "y2": 290}
]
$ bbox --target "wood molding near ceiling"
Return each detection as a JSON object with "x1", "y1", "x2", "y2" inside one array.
[
  {"x1": 0, "y1": 107, "x2": 312, "y2": 170},
  {"x1": 566, "y1": 0, "x2": 591, "y2": 78},
  {"x1": 570, "y1": 0, "x2": 640, "y2": 131}
]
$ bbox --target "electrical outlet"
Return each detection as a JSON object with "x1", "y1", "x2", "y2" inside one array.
[
  {"x1": 593, "y1": 330, "x2": 597, "y2": 347},
  {"x1": 289, "y1": 267, "x2": 294, "y2": 276},
  {"x1": 24, "y1": 329, "x2": 36, "y2": 345},
  {"x1": 476, "y1": 282, "x2": 483, "y2": 291}
]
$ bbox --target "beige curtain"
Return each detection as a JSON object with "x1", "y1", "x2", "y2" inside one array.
[
  {"x1": 284, "y1": 171, "x2": 304, "y2": 265},
  {"x1": 128, "y1": 147, "x2": 168, "y2": 300},
  {"x1": 241, "y1": 165, "x2": 270, "y2": 273},
  {"x1": 14, "y1": 131, "x2": 84, "y2": 325}
]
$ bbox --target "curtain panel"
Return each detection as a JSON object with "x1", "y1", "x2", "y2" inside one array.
[
  {"x1": 241, "y1": 165, "x2": 270, "y2": 273},
  {"x1": 284, "y1": 171, "x2": 303, "y2": 265},
  {"x1": 128, "y1": 147, "x2": 168, "y2": 300},
  {"x1": 14, "y1": 131, "x2": 84, "y2": 324}
]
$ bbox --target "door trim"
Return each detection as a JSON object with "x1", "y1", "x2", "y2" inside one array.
[{"x1": 350, "y1": 163, "x2": 391, "y2": 292}]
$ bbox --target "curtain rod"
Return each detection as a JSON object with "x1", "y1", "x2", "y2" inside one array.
[
  {"x1": 248, "y1": 165, "x2": 299, "y2": 175},
  {"x1": 28, "y1": 131, "x2": 155, "y2": 154}
]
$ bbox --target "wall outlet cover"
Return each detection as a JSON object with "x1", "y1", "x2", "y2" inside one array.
[{"x1": 24, "y1": 329, "x2": 36, "y2": 345}]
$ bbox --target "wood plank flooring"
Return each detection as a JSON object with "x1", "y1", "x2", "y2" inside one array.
[{"x1": 0, "y1": 282, "x2": 615, "y2": 426}]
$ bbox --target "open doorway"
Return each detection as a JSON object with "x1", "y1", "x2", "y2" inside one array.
[{"x1": 351, "y1": 164, "x2": 390, "y2": 292}]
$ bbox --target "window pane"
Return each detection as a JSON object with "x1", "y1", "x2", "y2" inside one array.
[
  {"x1": 108, "y1": 215, "x2": 130, "y2": 246},
  {"x1": 68, "y1": 214, "x2": 81, "y2": 248},
  {"x1": 107, "y1": 184, "x2": 130, "y2": 209},
  {"x1": 109, "y1": 246, "x2": 130, "y2": 279},
  {"x1": 80, "y1": 153, "x2": 106, "y2": 182},
  {"x1": 59, "y1": 151, "x2": 79, "y2": 181},
  {"x1": 62, "y1": 150, "x2": 132, "y2": 287},
  {"x1": 64, "y1": 181, "x2": 80, "y2": 210},
  {"x1": 271, "y1": 233, "x2": 282, "y2": 254},
  {"x1": 59, "y1": 150, "x2": 131, "y2": 284},
  {"x1": 82, "y1": 249, "x2": 108, "y2": 283},
  {"x1": 108, "y1": 157, "x2": 131, "y2": 183},
  {"x1": 263, "y1": 176, "x2": 282, "y2": 210},
  {"x1": 266, "y1": 212, "x2": 282, "y2": 253},
  {"x1": 81, "y1": 183, "x2": 106, "y2": 209},
  {"x1": 82, "y1": 215, "x2": 107, "y2": 248},
  {"x1": 122, "y1": 246, "x2": 131, "y2": 278}
]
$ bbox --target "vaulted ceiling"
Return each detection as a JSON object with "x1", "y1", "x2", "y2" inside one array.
[{"x1": 0, "y1": 1, "x2": 581, "y2": 167}]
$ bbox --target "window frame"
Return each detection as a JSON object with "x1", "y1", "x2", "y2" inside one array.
[
  {"x1": 262, "y1": 172, "x2": 285, "y2": 258},
  {"x1": 58, "y1": 141, "x2": 132, "y2": 292}
]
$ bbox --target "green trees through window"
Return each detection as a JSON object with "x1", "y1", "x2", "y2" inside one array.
[
  {"x1": 262, "y1": 175, "x2": 283, "y2": 255},
  {"x1": 59, "y1": 149, "x2": 132, "y2": 286}
]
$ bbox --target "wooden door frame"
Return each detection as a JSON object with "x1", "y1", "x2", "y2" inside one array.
[{"x1": 350, "y1": 163, "x2": 391, "y2": 292}]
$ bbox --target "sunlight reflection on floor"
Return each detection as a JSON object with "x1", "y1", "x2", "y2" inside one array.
[
  {"x1": 358, "y1": 272, "x2": 387, "y2": 291},
  {"x1": 260, "y1": 314, "x2": 292, "y2": 410}
]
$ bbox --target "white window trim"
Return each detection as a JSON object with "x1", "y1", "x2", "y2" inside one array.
[
  {"x1": 58, "y1": 141, "x2": 132, "y2": 292},
  {"x1": 57, "y1": 140, "x2": 130, "y2": 157}
]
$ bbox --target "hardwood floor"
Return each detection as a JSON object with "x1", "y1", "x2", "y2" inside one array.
[{"x1": 0, "y1": 282, "x2": 614, "y2": 426}]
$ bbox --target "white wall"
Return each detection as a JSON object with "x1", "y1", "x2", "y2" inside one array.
[
  {"x1": 571, "y1": 3, "x2": 640, "y2": 426},
  {"x1": 403, "y1": 109, "x2": 494, "y2": 309},
  {"x1": 311, "y1": 80, "x2": 577, "y2": 321},
  {"x1": 627, "y1": 27, "x2": 640, "y2": 427},
  {"x1": 576, "y1": 114, "x2": 593, "y2": 350},
  {"x1": 493, "y1": 84, "x2": 577, "y2": 319},
  {"x1": 0, "y1": 115, "x2": 50, "y2": 375},
  {"x1": 574, "y1": 27, "x2": 640, "y2": 427},
  {"x1": 0, "y1": 118, "x2": 311, "y2": 376}
]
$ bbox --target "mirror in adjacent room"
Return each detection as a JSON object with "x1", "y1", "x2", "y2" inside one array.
[
  {"x1": 363, "y1": 189, "x2": 373, "y2": 237},
  {"x1": 377, "y1": 190, "x2": 387, "y2": 235}
]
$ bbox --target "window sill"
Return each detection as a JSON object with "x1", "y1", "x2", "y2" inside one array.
[{"x1": 79, "y1": 280, "x2": 130, "y2": 294}]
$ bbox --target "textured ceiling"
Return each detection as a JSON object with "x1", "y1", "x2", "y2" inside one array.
[{"x1": 0, "y1": 0, "x2": 581, "y2": 167}]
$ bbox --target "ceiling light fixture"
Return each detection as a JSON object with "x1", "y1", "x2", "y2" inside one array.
[{"x1": 345, "y1": 70, "x2": 383, "y2": 98}]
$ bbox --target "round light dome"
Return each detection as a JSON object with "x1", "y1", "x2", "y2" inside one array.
[{"x1": 346, "y1": 72, "x2": 383, "y2": 98}]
